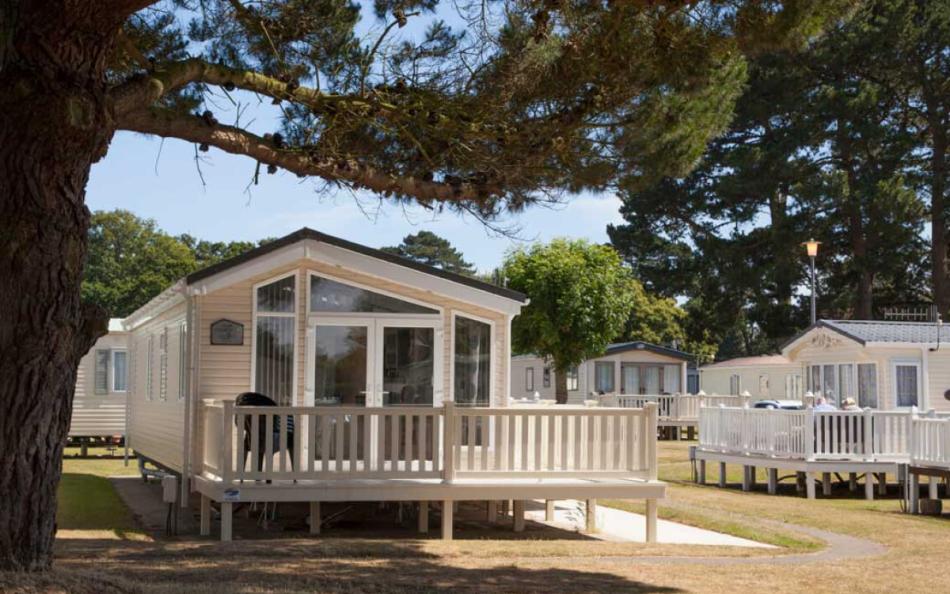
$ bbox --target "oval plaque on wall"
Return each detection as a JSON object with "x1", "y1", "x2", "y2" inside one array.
[
  {"x1": 211, "y1": 319, "x2": 244, "y2": 345},
  {"x1": 944, "y1": 389, "x2": 950, "y2": 402}
]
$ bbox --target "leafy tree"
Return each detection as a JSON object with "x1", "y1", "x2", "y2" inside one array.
[
  {"x1": 178, "y1": 234, "x2": 262, "y2": 270},
  {"x1": 621, "y1": 281, "x2": 718, "y2": 364},
  {"x1": 381, "y1": 230, "x2": 475, "y2": 275},
  {"x1": 504, "y1": 239, "x2": 634, "y2": 403},
  {"x1": 83, "y1": 211, "x2": 196, "y2": 317},
  {"x1": 0, "y1": 0, "x2": 852, "y2": 569}
]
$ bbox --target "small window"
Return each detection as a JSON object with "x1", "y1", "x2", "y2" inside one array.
[
  {"x1": 94, "y1": 350, "x2": 110, "y2": 395},
  {"x1": 858, "y1": 364, "x2": 877, "y2": 408},
  {"x1": 310, "y1": 275, "x2": 437, "y2": 314},
  {"x1": 159, "y1": 328, "x2": 168, "y2": 401},
  {"x1": 178, "y1": 321, "x2": 188, "y2": 400},
  {"x1": 566, "y1": 366, "x2": 579, "y2": 391},
  {"x1": 543, "y1": 367, "x2": 551, "y2": 388},
  {"x1": 895, "y1": 364, "x2": 919, "y2": 407},
  {"x1": 729, "y1": 374, "x2": 740, "y2": 396},
  {"x1": 758, "y1": 375, "x2": 769, "y2": 396},
  {"x1": 525, "y1": 368, "x2": 534, "y2": 391},
  {"x1": 594, "y1": 362, "x2": 615, "y2": 393},
  {"x1": 454, "y1": 316, "x2": 491, "y2": 406},
  {"x1": 111, "y1": 350, "x2": 128, "y2": 393},
  {"x1": 146, "y1": 335, "x2": 154, "y2": 401}
]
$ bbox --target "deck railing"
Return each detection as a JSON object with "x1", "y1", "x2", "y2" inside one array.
[
  {"x1": 199, "y1": 400, "x2": 659, "y2": 484},
  {"x1": 607, "y1": 394, "x2": 750, "y2": 422},
  {"x1": 911, "y1": 413, "x2": 950, "y2": 470},
  {"x1": 698, "y1": 406, "x2": 915, "y2": 462}
]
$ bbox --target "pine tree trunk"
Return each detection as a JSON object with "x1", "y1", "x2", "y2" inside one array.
[
  {"x1": 932, "y1": 124, "x2": 948, "y2": 318},
  {"x1": 0, "y1": 3, "x2": 117, "y2": 570}
]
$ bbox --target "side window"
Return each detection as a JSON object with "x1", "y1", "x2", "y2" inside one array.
[
  {"x1": 94, "y1": 350, "x2": 110, "y2": 395},
  {"x1": 178, "y1": 321, "x2": 188, "y2": 400},
  {"x1": 159, "y1": 328, "x2": 168, "y2": 401},
  {"x1": 566, "y1": 366, "x2": 579, "y2": 391},
  {"x1": 542, "y1": 367, "x2": 551, "y2": 388},
  {"x1": 111, "y1": 350, "x2": 128, "y2": 393},
  {"x1": 729, "y1": 374, "x2": 740, "y2": 396},
  {"x1": 595, "y1": 362, "x2": 615, "y2": 393},
  {"x1": 525, "y1": 368, "x2": 534, "y2": 391}
]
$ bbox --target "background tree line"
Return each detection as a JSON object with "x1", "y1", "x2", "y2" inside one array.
[{"x1": 608, "y1": 0, "x2": 948, "y2": 360}]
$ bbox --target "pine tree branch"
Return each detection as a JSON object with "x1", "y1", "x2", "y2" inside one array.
[{"x1": 116, "y1": 107, "x2": 488, "y2": 203}]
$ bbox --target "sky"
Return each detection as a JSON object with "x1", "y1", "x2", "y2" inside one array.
[{"x1": 86, "y1": 130, "x2": 625, "y2": 274}]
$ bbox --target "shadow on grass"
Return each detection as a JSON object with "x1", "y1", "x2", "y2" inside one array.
[
  {"x1": 54, "y1": 537, "x2": 684, "y2": 593},
  {"x1": 58, "y1": 473, "x2": 140, "y2": 537}
]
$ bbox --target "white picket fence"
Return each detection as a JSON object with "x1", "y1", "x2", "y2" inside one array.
[
  {"x1": 199, "y1": 400, "x2": 659, "y2": 484},
  {"x1": 698, "y1": 406, "x2": 914, "y2": 462},
  {"x1": 609, "y1": 393, "x2": 750, "y2": 421},
  {"x1": 911, "y1": 414, "x2": 950, "y2": 470}
]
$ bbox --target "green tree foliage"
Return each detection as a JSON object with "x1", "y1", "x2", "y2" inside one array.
[
  {"x1": 622, "y1": 282, "x2": 718, "y2": 364},
  {"x1": 82, "y1": 210, "x2": 261, "y2": 317},
  {"x1": 503, "y1": 239, "x2": 635, "y2": 402},
  {"x1": 381, "y1": 231, "x2": 476, "y2": 275},
  {"x1": 609, "y1": 0, "x2": 936, "y2": 358}
]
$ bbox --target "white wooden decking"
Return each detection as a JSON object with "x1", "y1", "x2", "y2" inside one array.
[
  {"x1": 690, "y1": 406, "x2": 948, "y2": 500},
  {"x1": 603, "y1": 394, "x2": 750, "y2": 437},
  {"x1": 195, "y1": 401, "x2": 664, "y2": 541}
]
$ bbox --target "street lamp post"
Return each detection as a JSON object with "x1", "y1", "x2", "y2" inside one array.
[{"x1": 803, "y1": 239, "x2": 821, "y2": 325}]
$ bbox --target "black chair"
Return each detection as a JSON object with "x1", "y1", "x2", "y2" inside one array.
[{"x1": 233, "y1": 392, "x2": 295, "y2": 480}]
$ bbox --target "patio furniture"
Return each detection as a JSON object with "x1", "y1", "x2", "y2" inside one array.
[{"x1": 234, "y1": 392, "x2": 296, "y2": 479}]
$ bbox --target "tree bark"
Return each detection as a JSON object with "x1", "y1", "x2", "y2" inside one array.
[
  {"x1": 554, "y1": 367, "x2": 569, "y2": 404},
  {"x1": 931, "y1": 122, "x2": 948, "y2": 318},
  {"x1": 0, "y1": 2, "x2": 117, "y2": 570}
]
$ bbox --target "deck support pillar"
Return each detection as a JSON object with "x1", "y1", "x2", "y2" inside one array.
[
  {"x1": 585, "y1": 499, "x2": 598, "y2": 533},
  {"x1": 220, "y1": 502, "x2": 232, "y2": 542},
  {"x1": 822, "y1": 472, "x2": 832, "y2": 496},
  {"x1": 441, "y1": 500, "x2": 453, "y2": 540},
  {"x1": 929, "y1": 475, "x2": 939, "y2": 500},
  {"x1": 849, "y1": 473, "x2": 857, "y2": 492},
  {"x1": 865, "y1": 473, "x2": 875, "y2": 500},
  {"x1": 698, "y1": 460, "x2": 706, "y2": 485},
  {"x1": 687, "y1": 427, "x2": 695, "y2": 441},
  {"x1": 877, "y1": 473, "x2": 887, "y2": 496},
  {"x1": 513, "y1": 500, "x2": 525, "y2": 532},
  {"x1": 909, "y1": 473, "x2": 920, "y2": 514},
  {"x1": 309, "y1": 501, "x2": 321, "y2": 535},
  {"x1": 418, "y1": 501, "x2": 428, "y2": 534},
  {"x1": 796, "y1": 472, "x2": 805, "y2": 494},
  {"x1": 200, "y1": 495, "x2": 211, "y2": 536},
  {"x1": 487, "y1": 500, "x2": 498, "y2": 524},
  {"x1": 741, "y1": 466, "x2": 751, "y2": 492},
  {"x1": 545, "y1": 500, "x2": 555, "y2": 522},
  {"x1": 767, "y1": 468, "x2": 778, "y2": 495},
  {"x1": 718, "y1": 462, "x2": 727, "y2": 488},
  {"x1": 645, "y1": 499, "x2": 657, "y2": 544},
  {"x1": 806, "y1": 473, "x2": 816, "y2": 500}
]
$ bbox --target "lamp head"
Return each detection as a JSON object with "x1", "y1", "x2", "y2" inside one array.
[{"x1": 803, "y1": 239, "x2": 821, "y2": 257}]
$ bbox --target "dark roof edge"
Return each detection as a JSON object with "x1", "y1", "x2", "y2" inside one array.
[
  {"x1": 604, "y1": 341, "x2": 692, "y2": 361},
  {"x1": 185, "y1": 228, "x2": 527, "y2": 303},
  {"x1": 779, "y1": 320, "x2": 867, "y2": 351}
]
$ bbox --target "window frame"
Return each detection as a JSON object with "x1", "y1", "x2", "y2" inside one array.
[
  {"x1": 110, "y1": 349, "x2": 128, "y2": 393},
  {"x1": 449, "y1": 312, "x2": 495, "y2": 407},
  {"x1": 805, "y1": 362, "x2": 879, "y2": 408},
  {"x1": 178, "y1": 320, "x2": 188, "y2": 401},
  {"x1": 146, "y1": 334, "x2": 154, "y2": 401},
  {"x1": 542, "y1": 366, "x2": 551, "y2": 388},
  {"x1": 594, "y1": 361, "x2": 615, "y2": 393},
  {"x1": 891, "y1": 360, "x2": 922, "y2": 409},
  {"x1": 250, "y1": 270, "x2": 300, "y2": 404},
  {"x1": 94, "y1": 349, "x2": 110, "y2": 395},
  {"x1": 729, "y1": 374, "x2": 741, "y2": 396},
  {"x1": 566, "y1": 365, "x2": 579, "y2": 392},
  {"x1": 525, "y1": 367, "x2": 534, "y2": 392},
  {"x1": 306, "y1": 270, "x2": 442, "y2": 318}
]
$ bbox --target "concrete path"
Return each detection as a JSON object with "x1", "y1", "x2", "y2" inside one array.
[
  {"x1": 110, "y1": 476, "x2": 199, "y2": 535},
  {"x1": 524, "y1": 500, "x2": 773, "y2": 548}
]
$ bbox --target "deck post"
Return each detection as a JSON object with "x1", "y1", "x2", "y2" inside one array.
[
  {"x1": 220, "y1": 501, "x2": 233, "y2": 542},
  {"x1": 877, "y1": 472, "x2": 887, "y2": 496},
  {"x1": 849, "y1": 473, "x2": 857, "y2": 492},
  {"x1": 687, "y1": 426, "x2": 695, "y2": 441},
  {"x1": 741, "y1": 466, "x2": 751, "y2": 492},
  {"x1": 487, "y1": 500, "x2": 498, "y2": 524},
  {"x1": 418, "y1": 501, "x2": 428, "y2": 534},
  {"x1": 767, "y1": 468, "x2": 778, "y2": 495},
  {"x1": 200, "y1": 494, "x2": 211, "y2": 536},
  {"x1": 796, "y1": 472, "x2": 805, "y2": 494},
  {"x1": 865, "y1": 472, "x2": 874, "y2": 500},
  {"x1": 804, "y1": 407, "x2": 815, "y2": 462},
  {"x1": 806, "y1": 473, "x2": 816, "y2": 500},
  {"x1": 645, "y1": 499, "x2": 657, "y2": 544},
  {"x1": 929, "y1": 475, "x2": 939, "y2": 500},
  {"x1": 221, "y1": 400, "x2": 234, "y2": 485},
  {"x1": 698, "y1": 459, "x2": 706, "y2": 484},
  {"x1": 545, "y1": 500, "x2": 555, "y2": 522},
  {"x1": 645, "y1": 403, "x2": 659, "y2": 481},
  {"x1": 309, "y1": 501, "x2": 321, "y2": 535},
  {"x1": 909, "y1": 473, "x2": 919, "y2": 514},
  {"x1": 822, "y1": 472, "x2": 832, "y2": 496},
  {"x1": 513, "y1": 500, "x2": 525, "y2": 532},
  {"x1": 442, "y1": 402, "x2": 456, "y2": 483},
  {"x1": 441, "y1": 500, "x2": 453, "y2": 540},
  {"x1": 585, "y1": 499, "x2": 598, "y2": 533},
  {"x1": 718, "y1": 462, "x2": 727, "y2": 488}
]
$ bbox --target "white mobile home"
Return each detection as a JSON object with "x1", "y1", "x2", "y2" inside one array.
[
  {"x1": 699, "y1": 355, "x2": 803, "y2": 400},
  {"x1": 510, "y1": 342, "x2": 692, "y2": 404},
  {"x1": 69, "y1": 318, "x2": 129, "y2": 442},
  {"x1": 119, "y1": 228, "x2": 664, "y2": 541}
]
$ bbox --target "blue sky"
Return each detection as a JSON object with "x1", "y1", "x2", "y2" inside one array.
[{"x1": 86, "y1": 132, "x2": 624, "y2": 273}]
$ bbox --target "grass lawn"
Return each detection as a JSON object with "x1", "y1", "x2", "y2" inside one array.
[
  {"x1": 58, "y1": 454, "x2": 144, "y2": 538},
  {"x1": 3, "y1": 442, "x2": 950, "y2": 593}
]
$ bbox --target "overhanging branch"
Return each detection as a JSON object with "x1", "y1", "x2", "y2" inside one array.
[{"x1": 117, "y1": 107, "x2": 486, "y2": 203}]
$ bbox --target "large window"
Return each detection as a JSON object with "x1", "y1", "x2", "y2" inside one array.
[
  {"x1": 94, "y1": 350, "x2": 110, "y2": 395},
  {"x1": 254, "y1": 274, "x2": 296, "y2": 405},
  {"x1": 594, "y1": 362, "x2": 615, "y2": 393},
  {"x1": 895, "y1": 363, "x2": 920, "y2": 407},
  {"x1": 454, "y1": 316, "x2": 491, "y2": 406},
  {"x1": 112, "y1": 350, "x2": 128, "y2": 393},
  {"x1": 806, "y1": 363, "x2": 878, "y2": 408},
  {"x1": 310, "y1": 275, "x2": 437, "y2": 314},
  {"x1": 858, "y1": 363, "x2": 877, "y2": 408},
  {"x1": 566, "y1": 366, "x2": 579, "y2": 391}
]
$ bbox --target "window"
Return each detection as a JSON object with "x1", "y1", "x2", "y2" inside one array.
[
  {"x1": 146, "y1": 335, "x2": 154, "y2": 401},
  {"x1": 822, "y1": 364, "x2": 837, "y2": 405},
  {"x1": 254, "y1": 274, "x2": 297, "y2": 405},
  {"x1": 785, "y1": 374, "x2": 802, "y2": 399},
  {"x1": 894, "y1": 363, "x2": 919, "y2": 407},
  {"x1": 758, "y1": 375, "x2": 769, "y2": 396},
  {"x1": 111, "y1": 350, "x2": 128, "y2": 393},
  {"x1": 566, "y1": 366, "x2": 579, "y2": 391},
  {"x1": 178, "y1": 321, "x2": 188, "y2": 400},
  {"x1": 159, "y1": 328, "x2": 168, "y2": 401},
  {"x1": 525, "y1": 368, "x2": 534, "y2": 391},
  {"x1": 729, "y1": 374, "x2": 740, "y2": 395},
  {"x1": 454, "y1": 316, "x2": 491, "y2": 406},
  {"x1": 543, "y1": 367, "x2": 551, "y2": 388},
  {"x1": 310, "y1": 274, "x2": 437, "y2": 314},
  {"x1": 809, "y1": 365, "x2": 821, "y2": 393},
  {"x1": 94, "y1": 350, "x2": 110, "y2": 395},
  {"x1": 594, "y1": 362, "x2": 615, "y2": 393},
  {"x1": 838, "y1": 363, "x2": 854, "y2": 400},
  {"x1": 858, "y1": 363, "x2": 877, "y2": 408},
  {"x1": 664, "y1": 365, "x2": 681, "y2": 394}
]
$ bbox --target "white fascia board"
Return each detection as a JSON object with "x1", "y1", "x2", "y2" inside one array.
[
  {"x1": 187, "y1": 238, "x2": 525, "y2": 316},
  {"x1": 123, "y1": 280, "x2": 187, "y2": 331},
  {"x1": 699, "y1": 364, "x2": 800, "y2": 372}
]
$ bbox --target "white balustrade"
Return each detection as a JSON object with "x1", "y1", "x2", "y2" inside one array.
[{"x1": 910, "y1": 414, "x2": 950, "y2": 470}]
